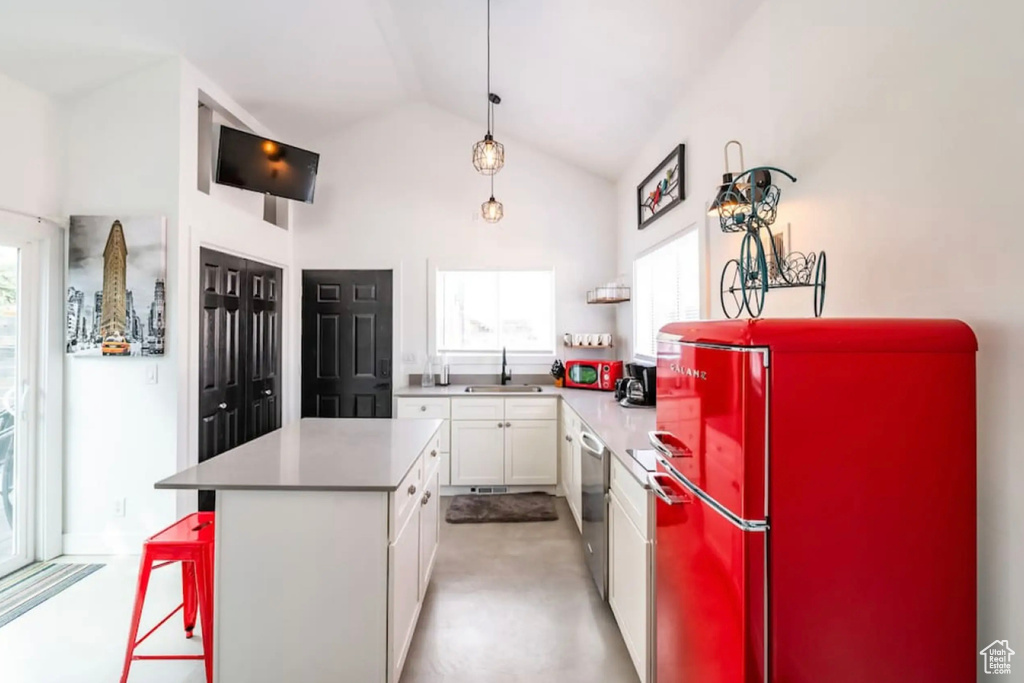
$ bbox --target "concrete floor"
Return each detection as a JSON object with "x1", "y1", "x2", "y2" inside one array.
[
  {"x1": 401, "y1": 497, "x2": 640, "y2": 683},
  {"x1": 0, "y1": 498, "x2": 636, "y2": 683}
]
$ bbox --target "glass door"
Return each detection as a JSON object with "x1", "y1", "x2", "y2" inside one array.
[{"x1": 0, "y1": 244, "x2": 29, "y2": 577}]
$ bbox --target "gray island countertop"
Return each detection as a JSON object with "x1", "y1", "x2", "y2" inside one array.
[{"x1": 156, "y1": 418, "x2": 443, "y2": 492}]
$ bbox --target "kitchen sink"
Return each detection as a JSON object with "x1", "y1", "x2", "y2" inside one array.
[{"x1": 464, "y1": 385, "x2": 545, "y2": 393}]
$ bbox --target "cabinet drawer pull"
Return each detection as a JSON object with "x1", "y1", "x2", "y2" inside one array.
[
  {"x1": 218, "y1": 402, "x2": 228, "y2": 410},
  {"x1": 420, "y1": 405, "x2": 427, "y2": 412},
  {"x1": 408, "y1": 484, "x2": 417, "y2": 495},
  {"x1": 565, "y1": 435, "x2": 572, "y2": 442},
  {"x1": 421, "y1": 490, "x2": 432, "y2": 505},
  {"x1": 497, "y1": 422, "x2": 504, "y2": 428},
  {"x1": 430, "y1": 449, "x2": 438, "y2": 457},
  {"x1": 504, "y1": 422, "x2": 511, "y2": 427}
]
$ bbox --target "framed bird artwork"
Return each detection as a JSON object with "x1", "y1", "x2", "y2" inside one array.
[{"x1": 636, "y1": 144, "x2": 685, "y2": 230}]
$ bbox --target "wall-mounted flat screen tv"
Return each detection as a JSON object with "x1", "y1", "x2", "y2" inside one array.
[{"x1": 215, "y1": 126, "x2": 320, "y2": 203}]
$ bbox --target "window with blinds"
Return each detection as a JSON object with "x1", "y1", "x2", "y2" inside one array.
[
  {"x1": 633, "y1": 228, "x2": 700, "y2": 359},
  {"x1": 436, "y1": 269, "x2": 555, "y2": 353}
]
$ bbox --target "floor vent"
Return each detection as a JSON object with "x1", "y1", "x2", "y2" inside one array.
[{"x1": 469, "y1": 486, "x2": 509, "y2": 495}]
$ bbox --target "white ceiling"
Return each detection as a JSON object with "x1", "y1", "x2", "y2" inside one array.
[{"x1": 0, "y1": 0, "x2": 761, "y2": 178}]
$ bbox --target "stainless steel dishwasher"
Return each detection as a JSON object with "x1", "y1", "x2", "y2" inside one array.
[{"x1": 579, "y1": 429, "x2": 610, "y2": 600}]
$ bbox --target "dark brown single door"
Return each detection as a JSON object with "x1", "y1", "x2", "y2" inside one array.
[
  {"x1": 198, "y1": 248, "x2": 283, "y2": 511},
  {"x1": 198, "y1": 248, "x2": 246, "y2": 511},
  {"x1": 302, "y1": 270, "x2": 392, "y2": 418},
  {"x1": 246, "y1": 262, "x2": 283, "y2": 440}
]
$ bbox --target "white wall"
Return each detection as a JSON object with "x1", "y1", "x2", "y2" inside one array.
[
  {"x1": 176, "y1": 59, "x2": 296, "y2": 518},
  {"x1": 613, "y1": 0, "x2": 1024, "y2": 664},
  {"x1": 61, "y1": 59, "x2": 183, "y2": 553},
  {"x1": 62, "y1": 57, "x2": 296, "y2": 551},
  {"x1": 293, "y1": 102, "x2": 618, "y2": 383},
  {"x1": 0, "y1": 72, "x2": 61, "y2": 220}
]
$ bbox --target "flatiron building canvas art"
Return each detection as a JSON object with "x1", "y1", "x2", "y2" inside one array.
[{"x1": 66, "y1": 216, "x2": 166, "y2": 357}]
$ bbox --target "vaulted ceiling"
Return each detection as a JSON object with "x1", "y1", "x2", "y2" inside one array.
[{"x1": 0, "y1": 0, "x2": 761, "y2": 178}]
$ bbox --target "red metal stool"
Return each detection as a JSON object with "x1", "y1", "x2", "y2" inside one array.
[{"x1": 120, "y1": 512, "x2": 215, "y2": 683}]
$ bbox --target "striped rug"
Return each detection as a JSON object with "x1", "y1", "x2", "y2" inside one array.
[{"x1": 0, "y1": 562, "x2": 103, "y2": 628}]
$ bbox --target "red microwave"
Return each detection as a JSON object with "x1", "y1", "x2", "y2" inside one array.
[{"x1": 564, "y1": 360, "x2": 623, "y2": 391}]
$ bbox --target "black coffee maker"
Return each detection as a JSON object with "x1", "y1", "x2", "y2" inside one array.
[{"x1": 621, "y1": 361, "x2": 656, "y2": 407}]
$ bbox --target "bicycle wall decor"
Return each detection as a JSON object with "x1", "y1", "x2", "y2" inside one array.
[{"x1": 710, "y1": 141, "x2": 826, "y2": 318}]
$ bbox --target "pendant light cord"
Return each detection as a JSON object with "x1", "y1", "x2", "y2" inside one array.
[{"x1": 486, "y1": 0, "x2": 492, "y2": 134}]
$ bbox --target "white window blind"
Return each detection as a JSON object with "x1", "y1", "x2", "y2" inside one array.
[
  {"x1": 633, "y1": 229, "x2": 700, "y2": 359},
  {"x1": 436, "y1": 270, "x2": 555, "y2": 353}
]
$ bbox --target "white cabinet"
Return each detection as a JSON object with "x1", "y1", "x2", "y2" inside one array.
[
  {"x1": 560, "y1": 420, "x2": 574, "y2": 498},
  {"x1": 608, "y1": 457, "x2": 654, "y2": 683},
  {"x1": 450, "y1": 397, "x2": 558, "y2": 487},
  {"x1": 570, "y1": 435, "x2": 582, "y2": 531},
  {"x1": 387, "y1": 440, "x2": 444, "y2": 683},
  {"x1": 505, "y1": 397, "x2": 558, "y2": 420},
  {"x1": 560, "y1": 406, "x2": 583, "y2": 532},
  {"x1": 451, "y1": 397, "x2": 504, "y2": 420},
  {"x1": 388, "y1": 488, "x2": 422, "y2": 683},
  {"x1": 419, "y1": 463, "x2": 440, "y2": 592},
  {"x1": 396, "y1": 397, "x2": 452, "y2": 486},
  {"x1": 609, "y1": 490, "x2": 650, "y2": 683},
  {"x1": 450, "y1": 420, "x2": 506, "y2": 485},
  {"x1": 504, "y1": 420, "x2": 558, "y2": 485}
]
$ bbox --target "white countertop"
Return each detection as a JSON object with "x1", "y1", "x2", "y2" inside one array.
[
  {"x1": 396, "y1": 384, "x2": 656, "y2": 484},
  {"x1": 156, "y1": 418, "x2": 443, "y2": 492}
]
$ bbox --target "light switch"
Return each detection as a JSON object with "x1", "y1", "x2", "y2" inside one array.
[{"x1": 146, "y1": 364, "x2": 158, "y2": 385}]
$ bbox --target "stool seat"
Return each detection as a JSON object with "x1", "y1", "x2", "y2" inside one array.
[
  {"x1": 120, "y1": 512, "x2": 215, "y2": 683},
  {"x1": 149, "y1": 512, "x2": 215, "y2": 546}
]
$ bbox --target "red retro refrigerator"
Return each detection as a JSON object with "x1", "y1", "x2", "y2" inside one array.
[{"x1": 649, "y1": 319, "x2": 976, "y2": 683}]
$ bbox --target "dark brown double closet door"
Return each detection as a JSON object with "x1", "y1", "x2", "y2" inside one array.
[
  {"x1": 198, "y1": 248, "x2": 282, "y2": 511},
  {"x1": 302, "y1": 270, "x2": 393, "y2": 418}
]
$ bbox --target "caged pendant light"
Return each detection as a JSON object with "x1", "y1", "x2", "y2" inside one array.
[
  {"x1": 481, "y1": 174, "x2": 504, "y2": 223},
  {"x1": 472, "y1": 0, "x2": 505, "y2": 175}
]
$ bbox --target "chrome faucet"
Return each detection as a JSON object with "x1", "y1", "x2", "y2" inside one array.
[{"x1": 501, "y1": 347, "x2": 512, "y2": 385}]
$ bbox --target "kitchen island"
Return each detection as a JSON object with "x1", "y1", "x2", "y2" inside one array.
[{"x1": 156, "y1": 418, "x2": 444, "y2": 683}]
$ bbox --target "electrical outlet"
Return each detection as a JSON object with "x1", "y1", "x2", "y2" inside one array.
[
  {"x1": 113, "y1": 498, "x2": 126, "y2": 518},
  {"x1": 145, "y1": 364, "x2": 158, "y2": 385}
]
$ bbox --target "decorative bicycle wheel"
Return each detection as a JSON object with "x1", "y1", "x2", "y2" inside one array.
[
  {"x1": 740, "y1": 231, "x2": 768, "y2": 318},
  {"x1": 813, "y1": 250, "x2": 827, "y2": 318},
  {"x1": 719, "y1": 259, "x2": 744, "y2": 319}
]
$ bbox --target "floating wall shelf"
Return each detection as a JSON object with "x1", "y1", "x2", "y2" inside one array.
[{"x1": 586, "y1": 285, "x2": 631, "y2": 304}]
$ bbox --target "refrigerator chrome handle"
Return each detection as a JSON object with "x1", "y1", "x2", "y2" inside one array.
[
  {"x1": 579, "y1": 430, "x2": 605, "y2": 455},
  {"x1": 653, "y1": 453, "x2": 769, "y2": 533},
  {"x1": 648, "y1": 430, "x2": 693, "y2": 458},
  {"x1": 648, "y1": 472, "x2": 691, "y2": 506}
]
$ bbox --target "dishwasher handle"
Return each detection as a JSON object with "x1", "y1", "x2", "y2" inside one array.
[{"x1": 578, "y1": 430, "x2": 606, "y2": 456}]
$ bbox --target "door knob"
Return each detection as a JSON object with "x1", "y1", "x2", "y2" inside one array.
[
  {"x1": 505, "y1": 422, "x2": 511, "y2": 427},
  {"x1": 430, "y1": 449, "x2": 438, "y2": 457},
  {"x1": 218, "y1": 402, "x2": 228, "y2": 410},
  {"x1": 565, "y1": 435, "x2": 572, "y2": 442},
  {"x1": 497, "y1": 422, "x2": 504, "y2": 428},
  {"x1": 408, "y1": 484, "x2": 417, "y2": 495},
  {"x1": 420, "y1": 405, "x2": 427, "y2": 412},
  {"x1": 263, "y1": 389, "x2": 272, "y2": 396}
]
